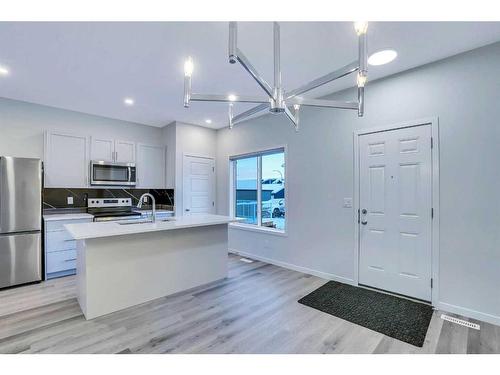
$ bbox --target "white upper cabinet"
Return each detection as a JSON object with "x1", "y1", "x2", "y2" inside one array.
[
  {"x1": 114, "y1": 140, "x2": 135, "y2": 163},
  {"x1": 90, "y1": 137, "x2": 135, "y2": 163},
  {"x1": 44, "y1": 131, "x2": 89, "y2": 188},
  {"x1": 90, "y1": 137, "x2": 114, "y2": 162},
  {"x1": 136, "y1": 143, "x2": 165, "y2": 188}
]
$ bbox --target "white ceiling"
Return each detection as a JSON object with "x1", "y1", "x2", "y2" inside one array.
[{"x1": 0, "y1": 22, "x2": 499, "y2": 129}]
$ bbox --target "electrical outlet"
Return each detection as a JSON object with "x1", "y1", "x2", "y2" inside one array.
[
  {"x1": 343, "y1": 198, "x2": 353, "y2": 208},
  {"x1": 67, "y1": 196, "x2": 74, "y2": 205}
]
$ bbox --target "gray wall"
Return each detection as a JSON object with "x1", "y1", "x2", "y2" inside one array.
[
  {"x1": 172, "y1": 121, "x2": 217, "y2": 216},
  {"x1": 216, "y1": 42, "x2": 500, "y2": 324},
  {"x1": 0, "y1": 97, "x2": 164, "y2": 159}
]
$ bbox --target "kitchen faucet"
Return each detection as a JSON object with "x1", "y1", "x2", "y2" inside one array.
[{"x1": 137, "y1": 193, "x2": 156, "y2": 223}]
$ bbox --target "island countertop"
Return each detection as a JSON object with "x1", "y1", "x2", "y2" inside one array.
[{"x1": 65, "y1": 214, "x2": 242, "y2": 240}]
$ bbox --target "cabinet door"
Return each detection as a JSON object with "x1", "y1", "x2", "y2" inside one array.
[
  {"x1": 44, "y1": 132, "x2": 89, "y2": 188},
  {"x1": 136, "y1": 144, "x2": 165, "y2": 188},
  {"x1": 115, "y1": 140, "x2": 135, "y2": 163},
  {"x1": 90, "y1": 137, "x2": 114, "y2": 162}
]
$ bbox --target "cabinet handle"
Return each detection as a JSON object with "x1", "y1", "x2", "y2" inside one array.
[{"x1": 65, "y1": 258, "x2": 77, "y2": 262}]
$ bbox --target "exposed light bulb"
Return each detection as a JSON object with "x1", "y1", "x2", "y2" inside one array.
[
  {"x1": 184, "y1": 57, "x2": 194, "y2": 77},
  {"x1": 228, "y1": 94, "x2": 237, "y2": 102},
  {"x1": 357, "y1": 72, "x2": 367, "y2": 88},
  {"x1": 354, "y1": 21, "x2": 368, "y2": 36},
  {"x1": 293, "y1": 104, "x2": 300, "y2": 111}
]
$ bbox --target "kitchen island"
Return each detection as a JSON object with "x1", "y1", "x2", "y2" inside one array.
[{"x1": 65, "y1": 214, "x2": 240, "y2": 319}]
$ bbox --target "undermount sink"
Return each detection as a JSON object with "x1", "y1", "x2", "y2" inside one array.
[
  {"x1": 117, "y1": 218, "x2": 176, "y2": 225},
  {"x1": 117, "y1": 220, "x2": 151, "y2": 225}
]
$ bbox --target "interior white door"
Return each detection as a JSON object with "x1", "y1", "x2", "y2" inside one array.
[
  {"x1": 90, "y1": 137, "x2": 114, "y2": 162},
  {"x1": 114, "y1": 140, "x2": 135, "y2": 163},
  {"x1": 183, "y1": 156, "x2": 215, "y2": 216},
  {"x1": 358, "y1": 125, "x2": 432, "y2": 301}
]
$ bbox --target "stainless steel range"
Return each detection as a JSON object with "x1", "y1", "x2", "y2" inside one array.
[{"x1": 87, "y1": 198, "x2": 142, "y2": 222}]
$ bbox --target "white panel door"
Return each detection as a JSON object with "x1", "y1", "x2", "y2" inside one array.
[
  {"x1": 90, "y1": 137, "x2": 114, "y2": 162},
  {"x1": 358, "y1": 125, "x2": 432, "y2": 301},
  {"x1": 183, "y1": 156, "x2": 215, "y2": 216},
  {"x1": 136, "y1": 144, "x2": 165, "y2": 188},
  {"x1": 114, "y1": 140, "x2": 136, "y2": 163},
  {"x1": 44, "y1": 132, "x2": 89, "y2": 188}
]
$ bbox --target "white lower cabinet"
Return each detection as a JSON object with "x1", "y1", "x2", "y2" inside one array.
[{"x1": 44, "y1": 216, "x2": 93, "y2": 279}]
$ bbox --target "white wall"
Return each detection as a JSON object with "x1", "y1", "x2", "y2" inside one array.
[
  {"x1": 216, "y1": 42, "x2": 500, "y2": 324},
  {"x1": 173, "y1": 121, "x2": 217, "y2": 215},
  {"x1": 0, "y1": 97, "x2": 165, "y2": 160}
]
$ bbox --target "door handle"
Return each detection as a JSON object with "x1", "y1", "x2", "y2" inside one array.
[
  {"x1": 361, "y1": 208, "x2": 367, "y2": 225},
  {"x1": 185, "y1": 208, "x2": 190, "y2": 212}
]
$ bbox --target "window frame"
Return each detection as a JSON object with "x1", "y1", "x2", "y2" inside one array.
[{"x1": 229, "y1": 146, "x2": 287, "y2": 235}]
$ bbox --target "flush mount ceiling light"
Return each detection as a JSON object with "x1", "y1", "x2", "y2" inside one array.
[
  {"x1": 205, "y1": 119, "x2": 212, "y2": 124},
  {"x1": 0, "y1": 65, "x2": 10, "y2": 76},
  {"x1": 123, "y1": 97, "x2": 135, "y2": 106},
  {"x1": 183, "y1": 22, "x2": 368, "y2": 131},
  {"x1": 368, "y1": 49, "x2": 397, "y2": 66}
]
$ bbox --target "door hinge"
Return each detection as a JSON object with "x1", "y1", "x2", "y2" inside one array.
[
  {"x1": 431, "y1": 137, "x2": 434, "y2": 149},
  {"x1": 431, "y1": 278, "x2": 433, "y2": 288},
  {"x1": 357, "y1": 208, "x2": 360, "y2": 224},
  {"x1": 431, "y1": 207, "x2": 434, "y2": 219}
]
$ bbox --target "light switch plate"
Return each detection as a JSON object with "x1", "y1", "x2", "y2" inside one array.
[
  {"x1": 343, "y1": 198, "x2": 353, "y2": 208},
  {"x1": 67, "y1": 196, "x2": 74, "y2": 205}
]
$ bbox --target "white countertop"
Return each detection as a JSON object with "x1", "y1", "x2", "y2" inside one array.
[
  {"x1": 43, "y1": 213, "x2": 94, "y2": 221},
  {"x1": 65, "y1": 214, "x2": 242, "y2": 240}
]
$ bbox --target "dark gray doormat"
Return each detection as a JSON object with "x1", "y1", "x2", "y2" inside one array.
[{"x1": 298, "y1": 281, "x2": 433, "y2": 347}]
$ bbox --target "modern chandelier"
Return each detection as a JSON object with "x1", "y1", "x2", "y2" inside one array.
[{"x1": 183, "y1": 22, "x2": 368, "y2": 131}]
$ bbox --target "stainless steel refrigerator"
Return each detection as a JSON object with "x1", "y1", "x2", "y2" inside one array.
[{"x1": 0, "y1": 156, "x2": 42, "y2": 289}]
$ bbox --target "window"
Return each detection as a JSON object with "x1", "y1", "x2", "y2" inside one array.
[{"x1": 231, "y1": 148, "x2": 286, "y2": 231}]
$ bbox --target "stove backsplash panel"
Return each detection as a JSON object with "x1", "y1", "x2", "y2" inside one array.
[{"x1": 43, "y1": 188, "x2": 174, "y2": 210}]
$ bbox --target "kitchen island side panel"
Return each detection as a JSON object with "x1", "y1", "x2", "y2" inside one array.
[{"x1": 77, "y1": 224, "x2": 228, "y2": 319}]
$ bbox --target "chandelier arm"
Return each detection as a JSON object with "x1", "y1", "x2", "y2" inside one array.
[
  {"x1": 285, "y1": 60, "x2": 359, "y2": 100},
  {"x1": 190, "y1": 93, "x2": 269, "y2": 104},
  {"x1": 289, "y1": 97, "x2": 358, "y2": 110},
  {"x1": 235, "y1": 48, "x2": 274, "y2": 99},
  {"x1": 232, "y1": 103, "x2": 270, "y2": 125},
  {"x1": 284, "y1": 106, "x2": 299, "y2": 131}
]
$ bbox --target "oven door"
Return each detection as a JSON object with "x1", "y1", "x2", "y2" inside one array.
[{"x1": 90, "y1": 161, "x2": 136, "y2": 186}]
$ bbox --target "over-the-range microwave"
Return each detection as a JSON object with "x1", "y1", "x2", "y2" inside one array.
[{"x1": 90, "y1": 160, "x2": 136, "y2": 186}]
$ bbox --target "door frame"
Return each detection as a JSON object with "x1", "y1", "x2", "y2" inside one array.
[
  {"x1": 181, "y1": 153, "x2": 216, "y2": 216},
  {"x1": 353, "y1": 117, "x2": 440, "y2": 306}
]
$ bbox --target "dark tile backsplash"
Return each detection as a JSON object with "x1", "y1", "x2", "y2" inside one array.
[{"x1": 43, "y1": 188, "x2": 174, "y2": 210}]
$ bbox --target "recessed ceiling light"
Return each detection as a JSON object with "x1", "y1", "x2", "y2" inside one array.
[
  {"x1": 124, "y1": 98, "x2": 135, "y2": 106},
  {"x1": 227, "y1": 94, "x2": 237, "y2": 102},
  {"x1": 205, "y1": 119, "x2": 212, "y2": 124},
  {"x1": 0, "y1": 65, "x2": 10, "y2": 76},
  {"x1": 368, "y1": 50, "x2": 397, "y2": 66}
]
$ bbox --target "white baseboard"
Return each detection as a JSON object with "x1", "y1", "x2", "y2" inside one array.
[
  {"x1": 437, "y1": 302, "x2": 500, "y2": 326},
  {"x1": 229, "y1": 249, "x2": 500, "y2": 327},
  {"x1": 229, "y1": 248, "x2": 355, "y2": 286}
]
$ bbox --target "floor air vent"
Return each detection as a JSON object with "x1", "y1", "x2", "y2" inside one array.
[
  {"x1": 239, "y1": 258, "x2": 254, "y2": 263},
  {"x1": 441, "y1": 314, "x2": 480, "y2": 330}
]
